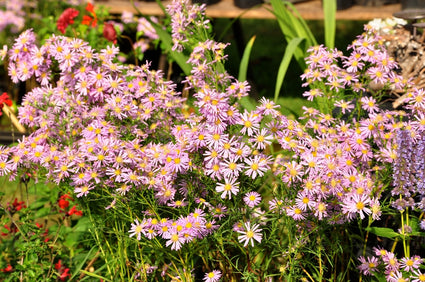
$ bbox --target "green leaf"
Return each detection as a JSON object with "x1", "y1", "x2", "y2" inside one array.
[
  {"x1": 33, "y1": 207, "x2": 52, "y2": 218},
  {"x1": 239, "y1": 96, "x2": 257, "y2": 111},
  {"x1": 79, "y1": 269, "x2": 111, "y2": 281},
  {"x1": 268, "y1": 0, "x2": 316, "y2": 70},
  {"x1": 238, "y1": 35, "x2": 256, "y2": 82},
  {"x1": 28, "y1": 197, "x2": 49, "y2": 210},
  {"x1": 70, "y1": 247, "x2": 98, "y2": 281},
  {"x1": 150, "y1": 22, "x2": 192, "y2": 76},
  {"x1": 274, "y1": 37, "x2": 304, "y2": 103},
  {"x1": 366, "y1": 227, "x2": 400, "y2": 239},
  {"x1": 323, "y1": 0, "x2": 336, "y2": 48}
]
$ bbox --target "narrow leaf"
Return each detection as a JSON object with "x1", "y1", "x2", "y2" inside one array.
[
  {"x1": 274, "y1": 37, "x2": 304, "y2": 103},
  {"x1": 366, "y1": 227, "x2": 400, "y2": 239},
  {"x1": 150, "y1": 23, "x2": 192, "y2": 76},
  {"x1": 238, "y1": 35, "x2": 256, "y2": 82},
  {"x1": 323, "y1": 0, "x2": 336, "y2": 48}
]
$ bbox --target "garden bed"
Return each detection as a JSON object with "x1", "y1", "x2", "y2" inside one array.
[{"x1": 1, "y1": 0, "x2": 425, "y2": 281}]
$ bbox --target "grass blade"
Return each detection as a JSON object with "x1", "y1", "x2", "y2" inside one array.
[
  {"x1": 238, "y1": 35, "x2": 256, "y2": 82},
  {"x1": 323, "y1": 0, "x2": 336, "y2": 48},
  {"x1": 274, "y1": 37, "x2": 304, "y2": 103},
  {"x1": 150, "y1": 22, "x2": 192, "y2": 76},
  {"x1": 238, "y1": 35, "x2": 257, "y2": 111}
]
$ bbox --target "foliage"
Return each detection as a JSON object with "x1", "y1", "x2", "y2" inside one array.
[
  {"x1": 269, "y1": 0, "x2": 336, "y2": 102},
  {"x1": 0, "y1": 0, "x2": 425, "y2": 281},
  {"x1": 0, "y1": 178, "x2": 93, "y2": 281}
]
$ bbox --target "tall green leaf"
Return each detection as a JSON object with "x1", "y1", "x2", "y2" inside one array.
[
  {"x1": 150, "y1": 22, "x2": 192, "y2": 76},
  {"x1": 323, "y1": 0, "x2": 336, "y2": 48},
  {"x1": 238, "y1": 35, "x2": 256, "y2": 82},
  {"x1": 238, "y1": 36, "x2": 257, "y2": 111},
  {"x1": 268, "y1": 0, "x2": 317, "y2": 71},
  {"x1": 274, "y1": 37, "x2": 304, "y2": 103}
]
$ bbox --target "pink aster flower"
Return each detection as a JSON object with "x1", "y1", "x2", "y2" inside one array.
[
  {"x1": 129, "y1": 219, "x2": 145, "y2": 241},
  {"x1": 342, "y1": 193, "x2": 372, "y2": 220},
  {"x1": 244, "y1": 155, "x2": 269, "y2": 179},
  {"x1": 400, "y1": 256, "x2": 423, "y2": 272},
  {"x1": 243, "y1": 191, "x2": 261, "y2": 208},
  {"x1": 286, "y1": 206, "x2": 306, "y2": 221},
  {"x1": 412, "y1": 269, "x2": 425, "y2": 282},
  {"x1": 250, "y1": 128, "x2": 273, "y2": 150},
  {"x1": 334, "y1": 99, "x2": 354, "y2": 115},
  {"x1": 238, "y1": 111, "x2": 260, "y2": 136},
  {"x1": 358, "y1": 256, "x2": 379, "y2": 275},
  {"x1": 216, "y1": 176, "x2": 239, "y2": 199},
  {"x1": 237, "y1": 221, "x2": 262, "y2": 247},
  {"x1": 74, "y1": 184, "x2": 94, "y2": 198},
  {"x1": 203, "y1": 270, "x2": 222, "y2": 282},
  {"x1": 360, "y1": 96, "x2": 379, "y2": 114},
  {"x1": 164, "y1": 231, "x2": 185, "y2": 251}
]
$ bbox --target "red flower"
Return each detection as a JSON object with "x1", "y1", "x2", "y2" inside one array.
[
  {"x1": 1, "y1": 224, "x2": 13, "y2": 236},
  {"x1": 67, "y1": 206, "x2": 83, "y2": 217},
  {"x1": 1, "y1": 264, "x2": 12, "y2": 273},
  {"x1": 59, "y1": 268, "x2": 70, "y2": 281},
  {"x1": 103, "y1": 22, "x2": 117, "y2": 44},
  {"x1": 55, "y1": 260, "x2": 62, "y2": 270},
  {"x1": 0, "y1": 92, "x2": 12, "y2": 107},
  {"x1": 58, "y1": 194, "x2": 72, "y2": 210},
  {"x1": 12, "y1": 198, "x2": 26, "y2": 211},
  {"x1": 82, "y1": 3, "x2": 97, "y2": 27},
  {"x1": 57, "y1": 8, "x2": 79, "y2": 34},
  {"x1": 36, "y1": 223, "x2": 50, "y2": 242},
  {"x1": 0, "y1": 92, "x2": 12, "y2": 116},
  {"x1": 55, "y1": 260, "x2": 70, "y2": 281}
]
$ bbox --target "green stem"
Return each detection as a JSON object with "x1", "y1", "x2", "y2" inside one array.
[
  {"x1": 362, "y1": 216, "x2": 373, "y2": 257},
  {"x1": 400, "y1": 205, "x2": 407, "y2": 257}
]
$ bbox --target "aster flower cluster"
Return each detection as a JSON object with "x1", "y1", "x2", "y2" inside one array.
[
  {"x1": 301, "y1": 24, "x2": 406, "y2": 113},
  {"x1": 358, "y1": 247, "x2": 425, "y2": 281},
  {"x1": 1, "y1": 14, "x2": 274, "y2": 259},
  {"x1": 166, "y1": 0, "x2": 210, "y2": 52},
  {"x1": 270, "y1": 26, "x2": 415, "y2": 224},
  {"x1": 3, "y1": 0, "x2": 425, "y2": 279},
  {"x1": 0, "y1": 0, "x2": 25, "y2": 34}
]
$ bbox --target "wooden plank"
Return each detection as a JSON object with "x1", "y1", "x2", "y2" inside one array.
[{"x1": 96, "y1": 0, "x2": 402, "y2": 20}]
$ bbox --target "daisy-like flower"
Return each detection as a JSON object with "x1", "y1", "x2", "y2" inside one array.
[
  {"x1": 237, "y1": 221, "x2": 262, "y2": 247},
  {"x1": 334, "y1": 99, "x2": 355, "y2": 115},
  {"x1": 342, "y1": 193, "x2": 372, "y2": 220},
  {"x1": 203, "y1": 270, "x2": 222, "y2": 282},
  {"x1": 286, "y1": 205, "x2": 306, "y2": 221},
  {"x1": 129, "y1": 219, "x2": 145, "y2": 241},
  {"x1": 238, "y1": 111, "x2": 260, "y2": 136},
  {"x1": 74, "y1": 184, "x2": 94, "y2": 198},
  {"x1": 216, "y1": 176, "x2": 239, "y2": 199},
  {"x1": 302, "y1": 88, "x2": 322, "y2": 101},
  {"x1": 269, "y1": 198, "x2": 284, "y2": 211},
  {"x1": 400, "y1": 256, "x2": 423, "y2": 272},
  {"x1": 358, "y1": 256, "x2": 379, "y2": 275},
  {"x1": 164, "y1": 231, "x2": 185, "y2": 251},
  {"x1": 243, "y1": 191, "x2": 261, "y2": 207},
  {"x1": 244, "y1": 155, "x2": 269, "y2": 179},
  {"x1": 222, "y1": 156, "x2": 244, "y2": 178},
  {"x1": 386, "y1": 270, "x2": 407, "y2": 282},
  {"x1": 250, "y1": 128, "x2": 273, "y2": 150},
  {"x1": 360, "y1": 96, "x2": 379, "y2": 114},
  {"x1": 412, "y1": 269, "x2": 425, "y2": 282}
]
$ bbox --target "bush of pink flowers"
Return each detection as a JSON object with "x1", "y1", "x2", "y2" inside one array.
[{"x1": 1, "y1": 0, "x2": 425, "y2": 281}]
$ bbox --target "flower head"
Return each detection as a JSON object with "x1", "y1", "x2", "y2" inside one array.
[
  {"x1": 57, "y1": 8, "x2": 79, "y2": 34},
  {"x1": 237, "y1": 221, "x2": 262, "y2": 247},
  {"x1": 203, "y1": 270, "x2": 222, "y2": 282}
]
